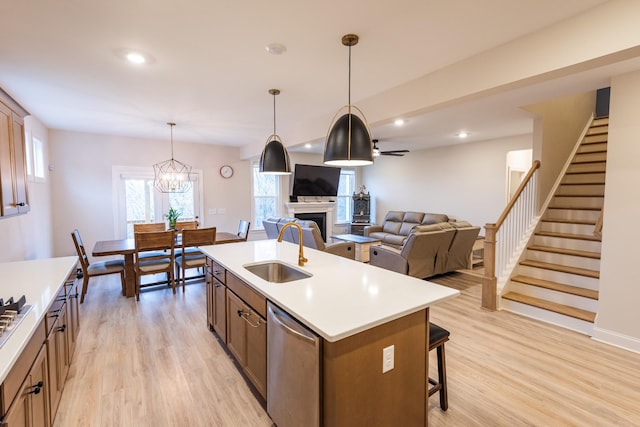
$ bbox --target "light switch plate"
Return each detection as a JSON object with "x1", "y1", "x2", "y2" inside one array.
[{"x1": 382, "y1": 345, "x2": 394, "y2": 373}]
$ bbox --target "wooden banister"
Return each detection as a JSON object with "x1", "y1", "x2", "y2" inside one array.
[
  {"x1": 482, "y1": 160, "x2": 541, "y2": 311},
  {"x1": 495, "y1": 160, "x2": 541, "y2": 228}
]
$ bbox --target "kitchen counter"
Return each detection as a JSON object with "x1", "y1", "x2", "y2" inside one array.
[
  {"x1": 200, "y1": 240, "x2": 459, "y2": 342},
  {"x1": 0, "y1": 256, "x2": 78, "y2": 383}
]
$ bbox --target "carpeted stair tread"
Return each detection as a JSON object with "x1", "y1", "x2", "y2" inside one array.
[
  {"x1": 502, "y1": 292, "x2": 596, "y2": 322},
  {"x1": 511, "y1": 275, "x2": 599, "y2": 299}
]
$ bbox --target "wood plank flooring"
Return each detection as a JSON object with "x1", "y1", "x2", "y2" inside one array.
[{"x1": 54, "y1": 272, "x2": 640, "y2": 426}]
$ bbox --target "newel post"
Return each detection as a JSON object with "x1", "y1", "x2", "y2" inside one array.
[{"x1": 482, "y1": 223, "x2": 497, "y2": 311}]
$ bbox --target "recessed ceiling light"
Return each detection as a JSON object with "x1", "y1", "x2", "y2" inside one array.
[
  {"x1": 266, "y1": 43, "x2": 287, "y2": 55},
  {"x1": 457, "y1": 131, "x2": 469, "y2": 139},
  {"x1": 126, "y1": 52, "x2": 146, "y2": 64},
  {"x1": 114, "y1": 48, "x2": 155, "y2": 65},
  {"x1": 394, "y1": 119, "x2": 405, "y2": 126},
  {"x1": 304, "y1": 143, "x2": 312, "y2": 149}
]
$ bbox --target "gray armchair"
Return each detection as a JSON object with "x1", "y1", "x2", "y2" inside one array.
[
  {"x1": 369, "y1": 229, "x2": 454, "y2": 279},
  {"x1": 290, "y1": 220, "x2": 356, "y2": 260}
]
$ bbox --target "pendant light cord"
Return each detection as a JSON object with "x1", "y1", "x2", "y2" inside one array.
[
  {"x1": 348, "y1": 44, "x2": 352, "y2": 107},
  {"x1": 168, "y1": 122, "x2": 175, "y2": 160},
  {"x1": 273, "y1": 92, "x2": 277, "y2": 135}
]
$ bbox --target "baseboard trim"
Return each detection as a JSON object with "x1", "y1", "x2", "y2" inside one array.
[{"x1": 591, "y1": 326, "x2": 640, "y2": 354}]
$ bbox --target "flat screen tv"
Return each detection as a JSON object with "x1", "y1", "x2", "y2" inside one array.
[{"x1": 292, "y1": 164, "x2": 341, "y2": 197}]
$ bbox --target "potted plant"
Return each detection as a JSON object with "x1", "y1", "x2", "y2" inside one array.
[{"x1": 166, "y1": 207, "x2": 182, "y2": 230}]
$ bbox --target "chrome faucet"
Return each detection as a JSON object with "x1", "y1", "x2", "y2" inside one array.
[{"x1": 277, "y1": 222, "x2": 308, "y2": 267}]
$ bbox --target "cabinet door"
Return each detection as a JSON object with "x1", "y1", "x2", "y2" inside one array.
[
  {"x1": 46, "y1": 307, "x2": 69, "y2": 421},
  {"x1": 3, "y1": 345, "x2": 49, "y2": 427},
  {"x1": 205, "y1": 270, "x2": 214, "y2": 329},
  {"x1": 11, "y1": 114, "x2": 28, "y2": 214},
  {"x1": 212, "y1": 278, "x2": 227, "y2": 342},
  {"x1": 225, "y1": 291, "x2": 246, "y2": 364},
  {"x1": 66, "y1": 282, "x2": 80, "y2": 359},
  {"x1": 0, "y1": 102, "x2": 15, "y2": 217},
  {"x1": 244, "y1": 308, "x2": 266, "y2": 399}
]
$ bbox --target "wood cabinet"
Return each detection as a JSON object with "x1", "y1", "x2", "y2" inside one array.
[
  {"x1": 205, "y1": 258, "x2": 266, "y2": 400},
  {"x1": 205, "y1": 259, "x2": 227, "y2": 341},
  {"x1": 1, "y1": 319, "x2": 49, "y2": 427},
  {"x1": 2, "y1": 345, "x2": 49, "y2": 427},
  {"x1": 0, "y1": 90, "x2": 29, "y2": 218},
  {"x1": 45, "y1": 288, "x2": 70, "y2": 425}
]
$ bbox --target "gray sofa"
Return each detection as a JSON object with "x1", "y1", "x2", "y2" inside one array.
[
  {"x1": 262, "y1": 217, "x2": 356, "y2": 260},
  {"x1": 366, "y1": 211, "x2": 480, "y2": 278},
  {"x1": 364, "y1": 211, "x2": 450, "y2": 248}
]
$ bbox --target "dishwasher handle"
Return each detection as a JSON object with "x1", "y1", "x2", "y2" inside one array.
[{"x1": 268, "y1": 304, "x2": 316, "y2": 343}]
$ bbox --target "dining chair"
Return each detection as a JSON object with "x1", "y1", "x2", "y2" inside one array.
[
  {"x1": 134, "y1": 230, "x2": 175, "y2": 300},
  {"x1": 71, "y1": 229, "x2": 125, "y2": 303},
  {"x1": 133, "y1": 222, "x2": 166, "y2": 233},
  {"x1": 175, "y1": 220, "x2": 199, "y2": 231},
  {"x1": 237, "y1": 220, "x2": 250, "y2": 241},
  {"x1": 175, "y1": 227, "x2": 216, "y2": 292}
]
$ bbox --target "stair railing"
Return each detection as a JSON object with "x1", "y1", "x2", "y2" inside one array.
[{"x1": 482, "y1": 160, "x2": 540, "y2": 310}]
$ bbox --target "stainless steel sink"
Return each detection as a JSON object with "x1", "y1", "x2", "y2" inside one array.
[{"x1": 243, "y1": 261, "x2": 312, "y2": 283}]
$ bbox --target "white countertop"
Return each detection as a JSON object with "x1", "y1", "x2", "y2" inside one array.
[
  {"x1": 200, "y1": 240, "x2": 459, "y2": 342},
  {"x1": 0, "y1": 256, "x2": 78, "y2": 383}
]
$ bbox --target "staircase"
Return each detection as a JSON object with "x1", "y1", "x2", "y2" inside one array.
[{"x1": 501, "y1": 117, "x2": 608, "y2": 335}]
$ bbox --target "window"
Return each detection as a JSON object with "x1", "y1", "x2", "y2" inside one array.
[
  {"x1": 113, "y1": 166, "x2": 201, "y2": 238},
  {"x1": 32, "y1": 137, "x2": 45, "y2": 181},
  {"x1": 24, "y1": 132, "x2": 45, "y2": 183},
  {"x1": 252, "y1": 163, "x2": 280, "y2": 230},
  {"x1": 336, "y1": 169, "x2": 356, "y2": 223}
]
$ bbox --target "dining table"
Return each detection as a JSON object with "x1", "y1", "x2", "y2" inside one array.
[{"x1": 92, "y1": 231, "x2": 245, "y2": 298}]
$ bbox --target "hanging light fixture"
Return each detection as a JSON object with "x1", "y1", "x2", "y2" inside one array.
[
  {"x1": 259, "y1": 88, "x2": 292, "y2": 174},
  {"x1": 153, "y1": 122, "x2": 193, "y2": 193},
  {"x1": 323, "y1": 34, "x2": 373, "y2": 166}
]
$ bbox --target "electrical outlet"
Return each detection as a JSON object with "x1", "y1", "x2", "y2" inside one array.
[
  {"x1": 382, "y1": 345, "x2": 394, "y2": 373},
  {"x1": 208, "y1": 208, "x2": 217, "y2": 215}
]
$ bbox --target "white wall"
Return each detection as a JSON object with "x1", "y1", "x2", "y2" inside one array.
[
  {"x1": 593, "y1": 70, "x2": 640, "y2": 352},
  {"x1": 362, "y1": 134, "x2": 532, "y2": 228},
  {"x1": 0, "y1": 116, "x2": 53, "y2": 262},
  {"x1": 48, "y1": 130, "x2": 251, "y2": 258}
]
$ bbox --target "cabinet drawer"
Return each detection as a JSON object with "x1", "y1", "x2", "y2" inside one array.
[
  {"x1": 1, "y1": 320, "x2": 46, "y2": 416},
  {"x1": 45, "y1": 288, "x2": 66, "y2": 335},
  {"x1": 226, "y1": 272, "x2": 266, "y2": 318},
  {"x1": 210, "y1": 260, "x2": 226, "y2": 284}
]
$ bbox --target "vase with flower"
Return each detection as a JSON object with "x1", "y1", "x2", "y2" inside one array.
[{"x1": 166, "y1": 207, "x2": 182, "y2": 230}]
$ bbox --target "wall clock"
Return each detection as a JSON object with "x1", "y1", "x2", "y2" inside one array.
[{"x1": 220, "y1": 165, "x2": 234, "y2": 179}]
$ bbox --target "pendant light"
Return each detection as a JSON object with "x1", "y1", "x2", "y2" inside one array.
[
  {"x1": 153, "y1": 122, "x2": 193, "y2": 193},
  {"x1": 323, "y1": 34, "x2": 373, "y2": 166},
  {"x1": 259, "y1": 89, "x2": 292, "y2": 174}
]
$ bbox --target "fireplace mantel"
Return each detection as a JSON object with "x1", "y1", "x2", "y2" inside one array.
[{"x1": 285, "y1": 202, "x2": 336, "y2": 241}]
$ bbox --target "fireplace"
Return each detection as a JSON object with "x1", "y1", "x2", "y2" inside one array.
[
  {"x1": 295, "y1": 212, "x2": 327, "y2": 241},
  {"x1": 285, "y1": 201, "x2": 336, "y2": 242}
]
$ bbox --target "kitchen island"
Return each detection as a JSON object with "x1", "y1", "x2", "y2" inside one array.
[{"x1": 200, "y1": 240, "x2": 459, "y2": 426}]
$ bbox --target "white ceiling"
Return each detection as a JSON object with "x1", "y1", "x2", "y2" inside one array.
[{"x1": 0, "y1": 0, "x2": 622, "y2": 156}]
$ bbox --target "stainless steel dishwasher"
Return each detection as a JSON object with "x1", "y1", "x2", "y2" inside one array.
[{"x1": 267, "y1": 301, "x2": 321, "y2": 427}]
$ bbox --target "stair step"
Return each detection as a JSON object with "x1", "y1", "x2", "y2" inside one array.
[
  {"x1": 541, "y1": 218, "x2": 596, "y2": 225},
  {"x1": 502, "y1": 292, "x2": 596, "y2": 322},
  {"x1": 548, "y1": 204, "x2": 601, "y2": 211},
  {"x1": 591, "y1": 117, "x2": 608, "y2": 127},
  {"x1": 535, "y1": 230, "x2": 601, "y2": 242},
  {"x1": 577, "y1": 142, "x2": 607, "y2": 154},
  {"x1": 582, "y1": 134, "x2": 608, "y2": 144},
  {"x1": 586, "y1": 125, "x2": 608, "y2": 136},
  {"x1": 527, "y1": 245, "x2": 600, "y2": 259},
  {"x1": 562, "y1": 173, "x2": 606, "y2": 185},
  {"x1": 567, "y1": 163, "x2": 606, "y2": 174},
  {"x1": 573, "y1": 152, "x2": 607, "y2": 163},
  {"x1": 511, "y1": 275, "x2": 599, "y2": 299},
  {"x1": 519, "y1": 259, "x2": 600, "y2": 278}
]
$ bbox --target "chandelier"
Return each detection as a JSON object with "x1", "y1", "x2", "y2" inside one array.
[{"x1": 153, "y1": 122, "x2": 193, "y2": 193}]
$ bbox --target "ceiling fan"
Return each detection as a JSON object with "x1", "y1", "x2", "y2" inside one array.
[{"x1": 372, "y1": 139, "x2": 410, "y2": 157}]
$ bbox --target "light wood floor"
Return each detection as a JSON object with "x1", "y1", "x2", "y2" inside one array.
[{"x1": 55, "y1": 273, "x2": 640, "y2": 426}]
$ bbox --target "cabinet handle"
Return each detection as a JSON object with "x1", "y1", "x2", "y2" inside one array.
[
  {"x1": 57, "y1": 324, "x2": 66, "y2": 333},
  {"x1": 17, "y1": 202, "x2": 26, "y2": 207},
  {"x1": 237, "y1": 310, "x2": 262, "y2": 328},
  {"x1": 29, "y1": 381, "x2": 44, "y2": 395}
]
